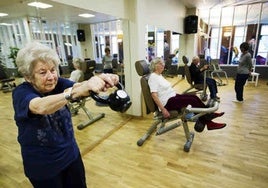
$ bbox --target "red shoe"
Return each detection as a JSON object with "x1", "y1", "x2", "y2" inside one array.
[
  {"x1": 206, "y1": 120, "x2": 226, "y2": 130},
  {"x1": 210, "y1": 112, "x2": 225, "y2": 119}
]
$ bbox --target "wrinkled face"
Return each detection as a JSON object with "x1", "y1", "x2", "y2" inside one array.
[
  {"x1": 193, "y1": 58, "x2": 200, "y2": 65},
  {"x1": 155, "y1": 61, "x2": 165, "y2": 74},
  {"x1": 30, "y1": 61, "x2": 58, "y2": 93}
]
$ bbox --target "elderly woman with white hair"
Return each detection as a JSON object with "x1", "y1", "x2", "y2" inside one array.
[
  {"x1": 148, "y1": 57, "x2": 226, "y2": 132},
  {"x1": 69, "y1": 58, "x2": 84, "y2": 82},
  {"x1": 12, "y1": 42, "x2": 119, "y2": 187}
]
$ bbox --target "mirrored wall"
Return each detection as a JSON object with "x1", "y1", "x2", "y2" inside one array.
[
  {"x1": 145, "y1": 25, "x2": 180, "y2": 64},
  {"x1": 91, "y1": 20, "x2": 123, "y2": 64},
  {"x1": 0, "y1": 16, "x2": 80, "y2": 68}
]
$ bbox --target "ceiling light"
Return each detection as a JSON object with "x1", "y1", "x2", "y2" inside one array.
[
  {"x1": 0, "y1": 23, "x2": 12, "y2": 26},
  {"x1": 78, "y1": 13, "x2": 95, "y2": 18},
  {"x1": 27, "y1": 2, "x2": 53, "y2": 9},
  {"x1": 0, "y1": 13, "x2": 8, "y2": 17},
  {"x1": 64, "y1": 42, "x2": 72, "y2": 47}
]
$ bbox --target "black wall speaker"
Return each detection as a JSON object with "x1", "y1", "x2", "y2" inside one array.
[
  {"x1": 184, "y1": 15, "x2": 198, "y2": 34},
  {"x1": 77, "y1": 29, "x2": 85, "y2": 42}
]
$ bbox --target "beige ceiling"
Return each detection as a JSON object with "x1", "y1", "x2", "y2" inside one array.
[
  {"x1": 181, "y1": 0, "x2": 267, "y2": 9},
  {"x1": 0, "y1": 0, "x2": 268, "y2": 26},
  {"x1": 0, "y1": 0, "x2": 117, "y2": 24}
]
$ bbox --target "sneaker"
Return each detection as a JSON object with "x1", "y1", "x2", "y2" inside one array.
[{"x1": 232, "y1": 99, "x2": 243, "y2": 103}]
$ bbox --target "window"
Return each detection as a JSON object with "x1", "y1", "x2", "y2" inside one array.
[
  {"x1": 233, "y1": 27, "x2": 245, "y2": 50},
  {"x1": 156, "y1": 31, "x2": 164, "y2": 59},
  {"x1": 232, "y1": 26, "x2": 246, "y2": 64},
  {"x1": 210, "y1": 28, "x2": 221, "y2": 59},
  {"x1": 257, "y1": 25, "x2": 268, "y2": 65},
  {"x1": 201, "y1": 2, "x2": 268, "y2": 66}
]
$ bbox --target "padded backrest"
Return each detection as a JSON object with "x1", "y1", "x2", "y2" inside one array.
[
  {"x1": 182, "y1": 56, "x2": 193, "y2": 85},
  {"x1": 83, "y1": 60, "x2": 96, "y2": 80},
  {"x1": 135, "y1": 60, "x2": 150, "y2": 76},
  {"x1": 184, "y1": 64, "x2": 193, "y2": 85},
  {"x1": 112, "y1": 59, "x2": 118, "y2": 73},
  {"x1": 135, "y1": 60, "x2": 157, "y2": 114},
  {"x1": 112, "y1": 59, "x2": 118, "y2": 69},
  {"x1": 210, "y1": 59, "x2": 221, "y2": 70},
  {"x1": 165, "y1": 54, "x2": 174, "y2": 70},
  {"x1": 85, "y1": 60, "x2": 96, "y2": 73},
  {"x1": 0, "y1": 64, "x2": 8, "y2": 80},
  {"x1": 182, "y1": 55, "x2": 189, "y2": 65}
]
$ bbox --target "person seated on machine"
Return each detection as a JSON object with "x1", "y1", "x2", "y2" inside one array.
[
  {"x1": 148, "y1": 57, "x2": 226, "y2": 132},
  {"x1": 69, "y1": 58, "x2": 84, "y2": 82},
  {"x1": 189, "y1": 56, "x2": 220, "y2": 100}
]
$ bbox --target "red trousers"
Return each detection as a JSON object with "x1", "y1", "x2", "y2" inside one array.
[{"x1": 164, "y1": 94, "x2": 206, "y2": 112}]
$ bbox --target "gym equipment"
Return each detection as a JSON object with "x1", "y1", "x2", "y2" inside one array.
[
  {"x1": 135, "y1": 60, "x2": 220, "y2": 152},
  {"x1": 209, "y1": 59, "x2": 228, "y2": 86},
  {"x1": 0, "y1": 64, "x2": 16, "y2": 93},
  {"x1": 83, "y1": 60, "x2": 96, "y2": 80},
  {"x1": 246, "y1": 58, "x2": 260, "y2": 87},
  {"x1": 182, "y1": 56, "x2": 208, "y2": 101},
  {"x1": 91, "y1": 82, "x2": 132, "y2": 113},
  {"x1": 68, "y1": 97, "x2": 105, "y2": 130},
  {"x1": 68, "y1": 60, "x2": 103, "y2": 130}
]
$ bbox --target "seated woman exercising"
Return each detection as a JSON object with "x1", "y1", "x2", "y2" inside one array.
[{"x1": 148, "y1": 57, "x2": 226, "y2": 132}]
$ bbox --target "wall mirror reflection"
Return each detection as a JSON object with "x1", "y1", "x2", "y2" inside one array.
[
  {"x1": 146, "y1": 25, "x2": 180, "y2": 64},
  {"x1": 0, "y1": 0, "x2": 119, "y2": 76}
]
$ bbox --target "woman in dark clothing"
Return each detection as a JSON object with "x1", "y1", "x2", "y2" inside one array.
[
  {"x1": 189, "y1": 56, "x2": 220, "y2": 100},
  {"x1": 12, "y1": 42, "x2": 119, "y2": 188},
  {"x1": 233, "y1": 42, "x2": 253, "y2": 103}
]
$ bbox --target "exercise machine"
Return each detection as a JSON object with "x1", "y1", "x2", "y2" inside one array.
[{"x1": 135, "y1": 60, "x2": 220, "y2": 152}]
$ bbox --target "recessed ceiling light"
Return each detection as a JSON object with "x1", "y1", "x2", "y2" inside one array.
[
  {"x1": 0, "y1": 23, "x2": 12, "y2": 26},
  {"x1": 27, "y1": 2, "x2": 53, "y2": 9},
  {"x1": 78, "y1": 13, "x2": 95, "y2": 18},
  {"x1": 0, "y1": 13, "x2": 8, "y2": 17}
]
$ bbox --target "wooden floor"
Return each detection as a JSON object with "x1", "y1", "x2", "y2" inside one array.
[{"x1": 0, "y1": 77, "x2": 268, "y2": 188}]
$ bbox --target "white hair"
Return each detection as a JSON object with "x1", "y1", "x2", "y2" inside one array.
[{"x1": 16, "y1": 42, "x2": 60, "y2": 79}]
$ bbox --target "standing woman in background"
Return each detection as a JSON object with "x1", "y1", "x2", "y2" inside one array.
[
  {"x1": 233, "y1": 42, "x2": 253, "y2": 103},
  {"x1": 102, "y1": 47, "x2": 113, "y2": 73}
]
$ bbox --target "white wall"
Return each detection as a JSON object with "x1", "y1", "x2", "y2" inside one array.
[
  {"x1": 125, "y1": 0, "x2": 188, "y2": 116},
  {"x1": 78, "y1": 24, "x2": 94, "y2": 59},
  {"x1": 142, "y1": 0, "x2": 186, "y2": 33}
]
